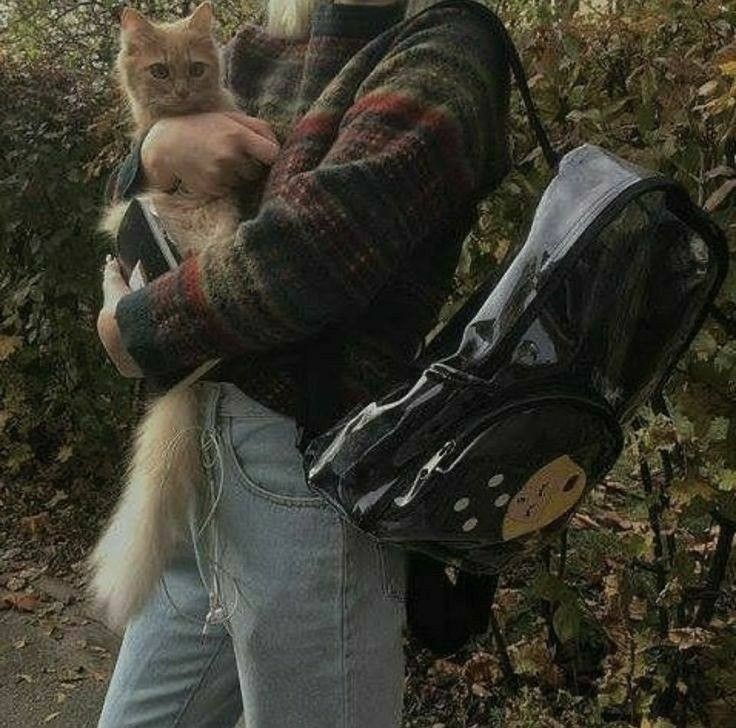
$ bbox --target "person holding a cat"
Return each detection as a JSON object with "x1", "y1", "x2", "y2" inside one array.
[{"x1": 95, "y1": 0, "x2": 511, "y2": 726}]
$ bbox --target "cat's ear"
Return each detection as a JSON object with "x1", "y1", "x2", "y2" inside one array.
[
  {"x1": 187, "y1": 2, "x2": 214, "y2": 33},
  {"x1": 120, "y1": 7, "x2": 154, "y2": 34}
]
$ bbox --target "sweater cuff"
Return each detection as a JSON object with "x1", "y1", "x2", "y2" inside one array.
[{"x1": 313, "y1": 1, "x2": 405, "y2": 38}]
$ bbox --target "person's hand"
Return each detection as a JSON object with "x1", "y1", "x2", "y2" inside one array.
[
  {"x1": 97, "y1": 255, "x2": 144, "y2": 379},
  {"x1": 141, "y1": 112, "x2": 281, "y2": 197}
]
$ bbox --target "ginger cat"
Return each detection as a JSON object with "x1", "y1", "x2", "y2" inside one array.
[{"x1": 90, "y1": 2, "x2": 244, "y2": 630}]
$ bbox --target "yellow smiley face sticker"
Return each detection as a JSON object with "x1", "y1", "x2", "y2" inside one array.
[{"x1": 501, "y1": 455, "x2": 586, "y2": 541}]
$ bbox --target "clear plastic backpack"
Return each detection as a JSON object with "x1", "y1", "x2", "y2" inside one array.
[{"x1": 304, "y1": 1, "x2": 729, "y2": 576}]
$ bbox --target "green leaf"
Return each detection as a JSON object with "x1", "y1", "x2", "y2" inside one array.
[
  {"x1": 553, "y1": 602, "x2": 582, "y2": 643},
  {"x1": 621, "y1": 532, "x2": 651, "y2": 559},
  {"x1": 707, "y1": 417, "x2": 730, "y2": 443},
  {"x1": 692, "y1": 330, "x2": 719, "y2": 361},
  {"x1": 715, "y1": 468, "x2": 736, "y2": 492},
  {"x1": 713, "y1": 343, "x2": 736, "y2": 374},
  {"x1": 637, "y1": 102, "x2": 658, "y2": 132},
  {"x1": 529, "y1": 572, "x2": 576, "y2": 604}
]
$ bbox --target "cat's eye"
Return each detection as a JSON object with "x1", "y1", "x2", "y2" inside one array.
[
  {"x1": 189, "y1": 62, "x2": 207, "y2": 78},
  {"x1": 149, "y1": 63, "x2": 169, "y2": 79}
]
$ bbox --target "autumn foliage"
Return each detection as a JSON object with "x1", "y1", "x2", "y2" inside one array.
[{"x1": 1, "y1": 1, "x2": 735, "y2": 725}]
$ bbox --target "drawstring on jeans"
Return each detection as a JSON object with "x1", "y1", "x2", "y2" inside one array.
[
  {"x1": 157, "y1": 384, "x2": 242, "y2": 638},
  {"x1": 199, "y1": 424, "x2": 225, "y2": 633},
  {"x1": 198, "y1": 421, "x2": 240, "y2": 636}
]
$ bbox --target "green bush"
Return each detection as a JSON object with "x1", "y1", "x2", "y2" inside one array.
[
  {"x1": 449, "y1": 1, "x2": 736, "y2": 723},
  {"x1": 0, "y1": 55, "x2": 128, "y2": 487},
  {"x1": 0, "y1": 0, "x2": 261, "y2": 490}
]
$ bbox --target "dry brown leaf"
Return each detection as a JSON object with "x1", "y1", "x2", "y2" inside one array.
[
  {"x1": 464, "y1": 652, "x2": 501, "y2": 685},
  {"x1": 705, "y1": 179, "x2": 736, "y2": 212},
  {"x1": 20, "y1": 512, "x2": 50, "y2": 538},
  {"x1": 56, "y1": 445, "x2": 73, "y2": 463},
  {"x1": 705, "y1": 164, "x2": 736, "y2": 179},
  {"x1": 57, "y1": 666, "x2": 86, "y2": 682},
  {"x1": 431, "y1": 659, "x2": 462, "y2": 677},
  {"x1": 571, "y1": 512, "x2": 600, "y2": 530},
  {"x1": 493, "y1": 589, "x2": 524, "y2": 620},
  {"x1": 667, "y1": 627, "x2": 710, "y2": 651},
  {"x1": 629, "y1": 596, "x2": 648, "y2": 622},
  {"x1": 640, "y1": 718, "x2": 676, "y2": 728},
  {"x1": 508, "y1": 636, "x2": 563, "y2": 688},
  {"x1": 2, "y1": 592, "x2": 40, "y2": 612},
  {"x1": 0, "y1": 335, "x2": 22, "y2": 361},
  {"x1": 597, "y1": 511, "x2": 634, "y2": 531},
  {"x1": 5, "y1": 576, "x2": 25, "y2": 592},
  {"x1": 697, "y1": 80, "x2": 719, "y2": 97}
]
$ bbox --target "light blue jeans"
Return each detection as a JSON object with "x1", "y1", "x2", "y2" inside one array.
[{"x1": 98, "y1": 381, "x2": 407, "y2": 728}]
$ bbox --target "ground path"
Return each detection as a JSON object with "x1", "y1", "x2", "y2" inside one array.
[{"x1": 0, "y1": 572, "x2": 117, "y2": 728}]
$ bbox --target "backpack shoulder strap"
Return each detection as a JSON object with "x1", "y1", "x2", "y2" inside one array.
[{"x1": 410, "y1": 0, "x2": 559, "y2": 173}]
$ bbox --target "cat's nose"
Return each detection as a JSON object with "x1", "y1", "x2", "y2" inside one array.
[{"x1": 175, "y1": 86, "x2": 189, "y2": 99}]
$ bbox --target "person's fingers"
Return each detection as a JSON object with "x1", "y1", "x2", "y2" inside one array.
[
  {"x1": 96, "y1": 309, "x2": 143, "y2": 378},
  {"x1": 102, "y1": 257, "x2": 131, "y2": 305},
  {"x1": 221, "y1": 113, "x2": 280, "y2": 165},
  {"x1": 97, "y1": 309, "x2": 119, "y2": 355},
  {"x1": 102, "y1": 258, "x2": 124, "y2": 287},
  {"x1": 236, "y1": 128, "x2": 281, "y2": 165},
  {"x1": 222, "y1": 111, "x2": 279, "y2": 143}
]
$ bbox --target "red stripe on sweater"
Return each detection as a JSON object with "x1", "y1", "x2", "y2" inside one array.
[
  {"x1": 286, "y1": 173, "x2": 392, "y2": 291},
  {"x1": 346, "y1": 90, "x2": 460, "y2": 136},
  {"x1": 331, "y1": 90, "x2": 473, "y2": 190},
  {"x1": 292, "y1": 110, "x2": 341, "y2": 139},
  {"x1": 176, "y1": 255, "x2": 248, "y2": 359}
]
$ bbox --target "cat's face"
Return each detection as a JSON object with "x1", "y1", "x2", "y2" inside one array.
[{"x1": 118, "y1": 3, "x2": 223, "y2": 122}]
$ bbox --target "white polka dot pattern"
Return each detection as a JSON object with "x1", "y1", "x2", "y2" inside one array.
[
  {"x1": 494, "y1": 493, "x2": 510, "y2": 508},
  {"x1": 453, "y1": 497, "x2": 470, "y2": 512},
  {"x1": 488, "y1": 474, "x2": 504, "y2": 488},
  {"x1": 462, "y1": 517, "x2": 478, "y2": 532}
]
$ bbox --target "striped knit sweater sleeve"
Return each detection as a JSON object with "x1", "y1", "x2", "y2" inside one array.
[{"x1": 114, "y1": 3, "x2": 509, "y2": 377}]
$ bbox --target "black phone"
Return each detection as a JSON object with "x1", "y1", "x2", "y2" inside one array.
[{"x1": 115, "y1": 198, "x2": 182, "y2": 284}]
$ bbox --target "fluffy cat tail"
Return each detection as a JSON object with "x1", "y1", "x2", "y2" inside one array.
[{"x1": 88, "y1": 384, "x2": 203, "y2": 631}]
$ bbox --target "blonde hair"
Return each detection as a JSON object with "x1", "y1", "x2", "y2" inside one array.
[
  {"x1": 266, "y1": 0, "x2": 429, "y2": 39},
  {"x1": 267, "y1": 0, "x2": 323, "y2": 38}
]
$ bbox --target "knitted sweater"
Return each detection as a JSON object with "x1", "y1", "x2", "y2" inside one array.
[{"x1": 111, "y1": 0, "x2": 511, "y2": 425}]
